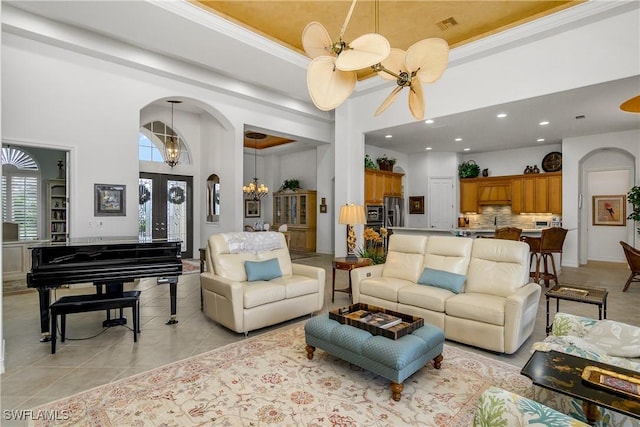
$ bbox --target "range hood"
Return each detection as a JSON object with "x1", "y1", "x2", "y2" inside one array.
[{"x1": 478, "y1": 183, "x2": 511, "y2": 205}]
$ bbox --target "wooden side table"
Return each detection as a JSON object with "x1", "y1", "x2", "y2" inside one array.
[
  {"x1": 545, "y1": 284, "x2": 608, "y2": 334},
  {"x1": 332, "y1": 257, "x2": 373, "y2": 303}
]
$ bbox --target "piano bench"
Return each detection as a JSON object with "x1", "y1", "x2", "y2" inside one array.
[{"x1": 49, "y1": 290, "x2": 141, "y2": 354}]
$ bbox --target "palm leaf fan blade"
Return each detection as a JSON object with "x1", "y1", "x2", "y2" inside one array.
[
  {"x1": 334, "y1": 33, "x2": 390, "y2": 71},
  {"x1": 302, "y1": 22, "x2": 333, "y2": 59},
  {"x1": 307, "y1": 56, "x2": 356, "y2": 111},
  {"x1": 405, "y1": 38, "x2": 449, "y2": 84},
  {"x1": 408, "y1": 79, "x2": 425, "y2": 120},
  {"x1": 375, "y1": 86, "x2": 403, "y2": 116},
  {"x1": 376, "y1": 48, "x2": 406, "y2": 81}
]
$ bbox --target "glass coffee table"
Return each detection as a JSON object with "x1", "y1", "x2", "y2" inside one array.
[
  {"x1": 521, "y1": 350, "x2": 640, "y2": 424},
  {"x1": 545, "y1": 284, "x2": 608, "y2": 334}
]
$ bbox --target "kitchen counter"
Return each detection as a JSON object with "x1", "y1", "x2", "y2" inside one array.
[{"x1": 389, "y1": 227, "x2": 543, "y2": 237}]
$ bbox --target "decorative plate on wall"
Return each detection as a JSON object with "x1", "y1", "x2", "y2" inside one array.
[{"x1": 542, "y1": 151, "x2": 562, "y2": 172}]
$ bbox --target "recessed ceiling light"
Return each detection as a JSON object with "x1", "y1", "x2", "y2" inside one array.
[
  {"x1": 425, "y1": 119, "x2": 434, "y2": 124},
  {"x1": 385, "y1": 134, "x2": 393, "y2": 139},
  {"x1": 454, "y1": 137, "x2": 463, "y2": 142},
  {"x1": 463, "y1": 148, "x2": 470, "y2": 151},
  {"x1": 539, "y1": 121, "x2": 550, "y2": 126},
  {"x1": 537, "y1": 138, "x2": 545, "y2": 142},
  {"x1": 496, "y1": 113, "x2": 507, "y2": 118},
  {"x1": 425, "y1": 147, "x2": 432, "y2": 150}
]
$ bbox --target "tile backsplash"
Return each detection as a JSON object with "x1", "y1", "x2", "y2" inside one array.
[{"x1": 464, "y1": 205, "x2": 556, "y2": 229}]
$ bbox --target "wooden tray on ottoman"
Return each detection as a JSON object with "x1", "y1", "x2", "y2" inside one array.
[{"x1": 329, "y1": 303, "x2": 424, "y2": 340}]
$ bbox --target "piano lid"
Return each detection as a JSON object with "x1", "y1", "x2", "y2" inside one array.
[{"x1": 28, "y1": 236, "x2": 182, "y2": 249}]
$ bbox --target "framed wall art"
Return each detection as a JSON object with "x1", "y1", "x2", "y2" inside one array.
[
  {"x1": 409, "y1": 196, "x2": 424, "y2": 214},
  {"x1": 592, "y1": 194, "x2": 625, "y2": 226},
  {"x1": 244, "y1": 199, "x2": 261, "y2": 218},
  {"x1": 94, "y1": 184, "x2": 126, "y2": 216}
]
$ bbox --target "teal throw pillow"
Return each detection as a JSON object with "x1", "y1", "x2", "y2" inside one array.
[
  {"x1": 417, "y1": 267, "x2": 466, "y2": 293},
  {"x1": 245, "y1": 258, "x2": 282, "y2": 282}
]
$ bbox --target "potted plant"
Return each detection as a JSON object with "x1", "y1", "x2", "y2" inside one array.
[
  {"x1": 280, "y1": 179, "x2": 300, "y2": 191},
  {"x1": 376, "y1": 155, "x2": 396, "y2": 171},
  {"x1": 458, "y1": 160, "x2": 480, "y2": 179},
  {"x1": 627, "y1": 185, "x2": 640, "y2": 235},
  {"x1": 365, "y1": 154, "x2": 378, "y2": 170}
]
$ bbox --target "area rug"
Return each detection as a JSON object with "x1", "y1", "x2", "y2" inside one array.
[
  {"x1": 30, "y1": 323, "x2": 532, "y2": 427},
  {"x1": 181, "y1": 259, "x2": 200, "y2": 275}
]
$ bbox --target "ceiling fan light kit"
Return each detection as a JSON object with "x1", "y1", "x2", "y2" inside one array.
[{"x1": 302, "y1": 0, "x2": 449, "y2": 121}]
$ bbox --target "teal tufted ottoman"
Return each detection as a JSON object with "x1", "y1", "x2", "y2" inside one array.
[{"x1": 304, "y1": 315, "x2": 445, "y2": 401}]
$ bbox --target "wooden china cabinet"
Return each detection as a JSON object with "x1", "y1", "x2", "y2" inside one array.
[{"x1": 272, "y1": 189, "x2": 317, "y2": 252}]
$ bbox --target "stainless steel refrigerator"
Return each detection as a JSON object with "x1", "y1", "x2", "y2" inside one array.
[{"x1": 384, "y1": 196, "x2": 404, "y2": 227}]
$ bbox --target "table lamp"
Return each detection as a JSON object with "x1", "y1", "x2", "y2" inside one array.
[{"x1": 338, "y1": 204, "x2": 366, "y2": 261}]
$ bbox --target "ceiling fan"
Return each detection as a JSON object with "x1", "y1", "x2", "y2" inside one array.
[
  {"x1": 302, "y1": 0, "x2": 390, "y2": 111},
  {"x1": 302, "y1": 0, "x2": 449, "y2": 120}
]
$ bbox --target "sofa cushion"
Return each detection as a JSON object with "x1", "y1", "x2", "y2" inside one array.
[
  {"x1": 360, "y1": 277, "x2": 413, "y2": 302},
  {"x1": 257, "y1": 248, "x2": 293, "y2": 276},
  {"x1": 383, "y1": 252, "x2": 425, "y2": 282},
  {"x1": 274, "y1": 275, "x2": 319, "y2": 299},
  {"x1": 382, "y1": 235, "x2": 428, "y2": 282},
  {"x1": 245, "y1": 258, "x2": 282, "y2": 282},
  {"x1": 445, "y1": 293, "x2": 505, "y2": 326},
  {"x1": 423, "y1": 236, "x2": 473, "y2": 275},
  {"x1": 397, "y1": 284, "x2": 452, "y2": 313},
  {"x1": 417, "y1": 267, "x2": 466, "y2": 293},
  {"x1": 243, "y1": 282, "x2": 286, "y2": 308},
  {"x1": 583, "y1": 320, "x2": 640, "y2": 357},
  {"x1": 465, "y1": 239, "x2": 529, "y2": 298},
  {"x1": 214, "y1": 252, "x2": 258, "y2": 282}
]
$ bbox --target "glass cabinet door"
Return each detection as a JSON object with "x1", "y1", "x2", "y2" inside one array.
[
  {"x1": 299, "y1": 195, "x2": 307, "y2": 225},
  {"x1": 291, "y1": 196, "x2": 298, "y2": 225},
  {"x1": 275, "y1": 196, "x2": 282, "y2": 224},
  {"x1": 283, "y1": 196, "x2": 290, "y2": 224}
]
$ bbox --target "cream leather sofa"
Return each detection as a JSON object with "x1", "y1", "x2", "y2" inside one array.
[
  {"x1": 200, "y1": 232, "x2": 325, "y2": 335},
  {"x1": 351, "y1": 234, "x2": 541, "y2": 354}
]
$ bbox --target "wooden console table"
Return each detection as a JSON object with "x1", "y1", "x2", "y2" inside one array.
[{"x1": 545, "y1": 284, "x2": 608, "y2": 334}]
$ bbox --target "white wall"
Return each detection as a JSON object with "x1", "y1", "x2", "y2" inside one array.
[
  {"x1": 563, "y1": 129, "x2": 639, "y2": 267},
  {"x1": 461, "y1": 144, "x2": 562, "y2": 177}
]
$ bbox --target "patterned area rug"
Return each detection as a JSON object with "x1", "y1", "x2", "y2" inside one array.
[{"x1": 30, "y1": 323, "x2": 532, "y2": 426}]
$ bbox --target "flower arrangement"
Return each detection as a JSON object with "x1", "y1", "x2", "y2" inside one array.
[
  {"x1": 376, "y1": 155, "x2": 396, "y2": 171},
  {"x1": 357, "y1": 227, "x2": 388, "y2": 264}
]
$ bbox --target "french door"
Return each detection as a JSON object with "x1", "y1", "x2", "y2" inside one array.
[{"x1": 139, "y1": 172, "x2": 193, "y2": 258}]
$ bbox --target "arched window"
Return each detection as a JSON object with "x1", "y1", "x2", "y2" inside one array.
[
  {"x1": 1, "y1": 147, "x2": 40, "y2": 239},
  {"x1": 139, "y1": 121, "x2": 190, "y2": 165}
]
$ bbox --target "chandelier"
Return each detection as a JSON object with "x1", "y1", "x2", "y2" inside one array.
[
  {"x1": 302, "y1": 0, "x2": 449, "y2": 120},
  {"x1": 164, "y1": 100, "x2": 182, "y2": 168},
  {"x1": 242, "y1": 132, "x2": 269, "y2": 200}
]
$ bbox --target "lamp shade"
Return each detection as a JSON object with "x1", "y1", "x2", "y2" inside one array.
[{"x1": 339, "y1": 204, "x2": 366, "y2": 225}]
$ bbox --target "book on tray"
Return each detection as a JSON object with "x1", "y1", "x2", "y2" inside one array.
[{"x1": 345, "y1": 310, "x2": 402, "y2": 329}]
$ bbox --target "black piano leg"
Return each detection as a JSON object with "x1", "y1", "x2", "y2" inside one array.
[
  {"x1": 166, "y1": 279, "x2": 178, "y2": 325},
  {"x1": 38, "y1": 289, "x2": 52, "y2": 342}
]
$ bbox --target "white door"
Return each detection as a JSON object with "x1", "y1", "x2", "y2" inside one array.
[{"x1": 429, "y1": 177, "x2": 454, "y2": 229}]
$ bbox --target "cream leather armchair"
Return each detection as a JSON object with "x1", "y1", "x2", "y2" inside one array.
[{"x1": 200, "y1": 232, "x2": 325, "y2": 335}]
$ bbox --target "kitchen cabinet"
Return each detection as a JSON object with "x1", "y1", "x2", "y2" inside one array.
[
  {"x1": 460, "y1": 180, "x2": 478, "y2": 213},
  {"x1": 364, "y1": 169, "x2": 404, "y2": 204},
  {"x1": 273, "y1": 189, "x2": 317, "y2": 252},
  {"x1": 46, "y1": 179, "x2": 68, "y2": 242},
  {"x1": 463, "y1": 172, "x2": 561, "y2": 214},
  {"x1": 511, "y1": 172, "x2": 562, "y2": 214}
]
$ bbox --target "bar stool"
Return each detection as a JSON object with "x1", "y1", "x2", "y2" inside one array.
[
  {"x1": 526, "y1": 227, "x2": 568, "y2": 287},
  {"x1": 494, "y1": 227, "x2": 522, "y2": 241}
]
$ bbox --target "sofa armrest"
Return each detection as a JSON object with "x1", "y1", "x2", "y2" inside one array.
[
  {"x1": 474, "y1": 387, "x2": 589, "y2": 427},
  {"x1": 550, "y1": 312, "x2": 598, "y2": 338},
  {"x1": 200, "y1": 272, "x2": 245, "y2": 330},
  {"x1": 503, "y1": 282, "x2": 541, "y2": 354},
  {"x1": 351, "y1": 264, "x2": 384, "y2": 303},
  {"x1": 292, "y1": 263, "x2": 326, "y2": 310}
]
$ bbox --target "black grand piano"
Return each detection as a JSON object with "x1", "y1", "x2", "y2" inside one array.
[{"x1": 27, "y1": 236, "x2": 182, "y2": 341}]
